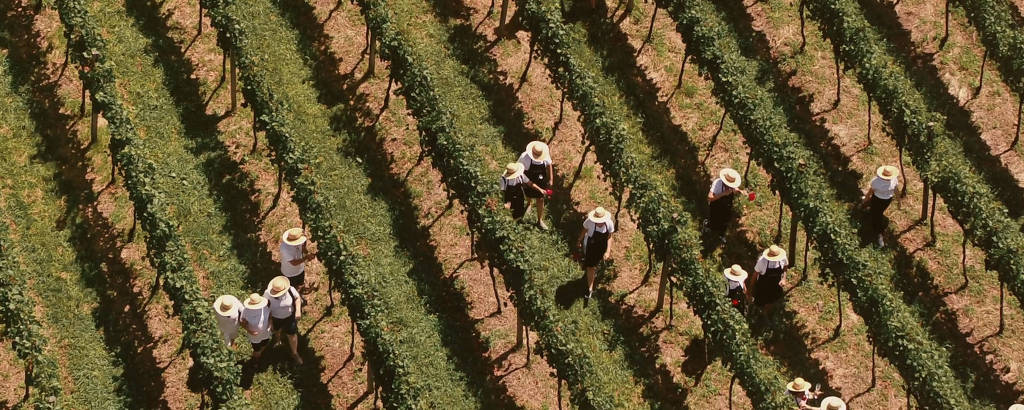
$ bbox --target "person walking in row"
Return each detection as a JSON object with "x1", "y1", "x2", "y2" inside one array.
[
  {"x1": 577, "y1": 207, "x2": 615, "y2": 299},
  {"x1": 786, "y1": 377, "x2": 821, "y2": 409},
  {"x1": 500, "y1": 162, "x2": 548, "y2": 221},
  {"x1": 241, "y1": 293, "x2": 272, "y2": 361},
  {"x1": 280, "y1": 227, "x2": 315, "y2": 294},
  {"x1": 862, "y1": 165, "x2": 899, "y2": 247},
  {"x1": 265, "y1": 276, "x2": 303, "y2": 365},
  {"x1": 819, "y1": 396, "x2": 846, "y2": 410},
  {"x1": 723, "y1": 264, "x2": 749, "y2": 314},
  {"x1": 213, "y1": 295, "x2": 244, "y2": 348},
  {"x1": 519, "y1": 141, "x2": 554, "y2": 230},
  {"x1": 753, "y1": 245, "x2": 788, "y2": 311},
  {"x1": 706, "y1": 168, "x2": 746, "y2": 239}
]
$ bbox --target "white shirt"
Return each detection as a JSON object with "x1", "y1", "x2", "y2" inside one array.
[
  {"x1": 518, "y1": 152, "x2": 551, "y2": 171},
  {"x1": 870, "y1": 176, "x2": 898, "y2": 200},
  {"x1": 754, "y1": 256, "x2": 788, "y2": 275},
  {"x1": 214, "y1": 300, "x2": 243, "y2": 342},
  {"x1": 280, "y1": 242, "x2": 304, "y2": 277},
  {"x1": 241, "y1": 306, "x2": 271, "y2": 343},
  {"x1": 724, "y1": 279, "x2": 745, "y2": 296},
  {"x1": 264, "y1": 287, "x2": 299, "y2": 319},
  {"x1": 499, "y1": 174, "x2": 531, "y2": 190},
  {"x1": 582, "y1": 218, "x2": 615, "y2": 249},
  {"x1": 710, "y1": 178, "x2": 733, "y2": 196}
]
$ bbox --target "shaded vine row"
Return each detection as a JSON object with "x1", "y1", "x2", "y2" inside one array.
[{"x1": 53, "y1": 0, "x2": 247, "y2": 406}]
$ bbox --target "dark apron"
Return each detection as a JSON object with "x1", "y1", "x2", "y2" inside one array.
[
  {"x1": 503, "y1": 176, "x2": 528, "y2": 219},
  {"x1": 754, "y1": 264, "x2": 784, "y2": 306},
  {"x1": 709, "y1": 191, "x2": 735, "y2": 233},
  {"x1": 524, "y1": 161, "x2": 548, "y2": 198},
  {"x1": 868, "y1": 194, "x2": 893, "y2": 237},
  {"x1": 727, "y1": 282, "x2": 746, "y2": 314},
  {"x1": 583, "y1": 228, "x2": 610, "y2": 268}
]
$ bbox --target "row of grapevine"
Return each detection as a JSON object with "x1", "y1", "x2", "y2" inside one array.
[
  {"x1": 355, "y1": 0, "x2": 656, "y2": 406},
  {"x1": 0, "y1": 227, "x2": 62, "y2": 409},
  {"x1": 197, "y1": 0, "x2": 495, "y2": 406},
  {"x1": 802, "y1": 0, "x2": 1024, "y2": 334},
  {"x1": 955, "y1": 0, "x2": 1024, "y2": 98},
  {"x1": 655, "y1": 0, "x2": 974, "y2": 407},
  {"x1": 517, "y1": 0, "x2": 795, "y2": 407},
  {"x1": 53, "y1": 0, "x2": 248, "y2": 407}
]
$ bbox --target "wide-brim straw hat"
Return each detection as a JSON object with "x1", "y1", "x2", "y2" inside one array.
[
  {"x1": 526, "y1": 141, "x2": 551, "y2": 162},
  {"x1": 719, "y1": 168, "x2": 741, "y2": 188},
  {"x1": 1009, "y1": 405, "x2": 1024, "y2": 410},
  {"x1": 504, "y1": 162, "x2": 525, "y2": 179},
  {"x1": 876, "y1": 165, "x2": 899, "y2": 181},
  {"x1": 786, "y1": 377, "x2": 811, "y2": 393},
  {"x1": 268, "y1": 276, "x2": 291, "y2": 298},
  {"x1": 723, "y1": 264, "x2": 748, "y2": 282},
  {"x1": 763, "y1": 245, "x2": 787, "y2": 262},
  {"x1": 282, "y1": 227, "x2": 307, "y2": 246},
  {"x1": 820, "y1": 396, "x2": 847, "y2": 410},
  {"x1": 213, "y1": 295, "x2": 240, "y2": 317},
  {"x1": 243, "y1": 293, "x2": 267, "y2": 310},
  {"x1": 587, "y1": 207, "x2": 613, "y2": 225}
]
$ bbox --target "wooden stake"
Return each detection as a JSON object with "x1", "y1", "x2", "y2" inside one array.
[
  {"x1": 197, "y1": 2, "x2": 204, "y2": 36},
  {"x1": 728, "y1": 374, "x2": 736, "y2": 410},
  {"x1": 366, "y1": 360, "x2": 375, "y2": 392},
  {"x1": 833, "y1": 49, "x2": 841, "y2": 107},
  {"x1": 788, "y1": 209, "x2": 799, "y2": 265},
  {"x1": 668, "y1": 277, "x2": 675, "y2": 327},
  {"x1": 962, "y1": 233, "x2": 968, "y2": 286},
  {"x1": 920, "y1": 181, "x2": 929, "y2": 221},
  {"x1": 799, "y1": 0, "x2": 806, "y2": 52},
  {"x1": 775, "y1": 195, "x2": 784, "y2": 240},
  {"x1": 1012, "y1": 95, "x2": 1023, "y2": 149},
  {"x1": 929, "y1": 190, "x2": 938, "y2": 243},
  {"x1": 367, "y1": 33, "x2": 376, "y2": 76},
  {"x1": 674, "y1": 53, "x2": 688, "y2": 91},
  {"x1": 498, "y1": 0, "x2": 510, "y2": 31},
  {"x1": 870, "y1": 342, "x2": 876, "y2": 386},
  {"x1": 976, "y1": 49, "x2": 988, "y2": 96},
  {"x1": 229, "y1": 52, "x2": 237, "y2": 114},
  {"x1": 90, "y1": 104, "x2": 99, "y2": 145},
  {"x1": 80, "y1": 84, "x2": 86, "y2": 116},
  {"x1": 836, "y1": 277, "x2": 842, "y2": 334},
  {"x1": 866, "y1": 94, "x2": 872, "y2": 145},
  {"x1": 899, "y1": 145, "x2": 908, "y2": 196},
  {"x1": 802, "y1": 232, "x2": 810, "y2": 277},
  {"x1": 999, "y1": 279, "x2": 1005, "y2": 335},
  {"x1": 525, "y1": 325, "x2": 531, "y2": 365},
  {"x1": 942, "y1": 0, "x2": 950, "y2": 48},
  {"x1": 488, "y1": 265, "x2": 502, "y2": 313},
  {"x1": 656, "y1": 260, "x2": 669, "y2": 311},
  {"x1": 515, "y1": 309, "x2": 525, "y2": 347},
  {"x1": 637, "y1": 6, "x2": 658, "y2": 58}
]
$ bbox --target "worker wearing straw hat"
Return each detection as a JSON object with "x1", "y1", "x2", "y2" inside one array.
[
  {"x1": 862, "y1": 165, "x2": 900, "y2": 247},
  {"x1": 707, "y1": 168, "x2": 750, "y2": 242},
  {"x1": 818, "y1": 396, "x2": 846, "y2": 410},
  {"x1": 264, "y1": 276, "x2": 303, "y2": 365},
  {"x1": 240, "y1": 293, "x2": 272, "y2": 360},
  {"x1": 752, "y1": 245, "x2": 788, "y2": 309},
  {"x1": 280, "y1": 227, "x2": 315, "y2": 293},
  {"x1": 577, "y1": 206, "x2": 615, "y2": 299},
  {"x1": 723, "y1": 265, "x2": 749, "y2": 314},
  {"x1": 518, "y1": 141, "x2": 554, "y2": 230},
  {"x1": 213, "y1": 295, "x2": 244, "y2": 348},
  {"x1": 1010, "y1": 404, "x2": 1024, "y2": 410},
  {"x1": 786, "y1": 377, "x2": 821, "y2": 409},
  {"x1": 500, "y1": 162, "x2": 547, "y2": 221}
]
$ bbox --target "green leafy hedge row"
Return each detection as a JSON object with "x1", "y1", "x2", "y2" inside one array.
[
  {"x1": 53, "y1": 1, "x2": 247, "y2": 407},
  {"x1": 955, "y1": 0, "x2": 1024, "y2": 96},
  {"x1": 197, "y1": 0, "x2": 490, "y2": 406},
  {"x1": 804, "y1": 0, "x2": 1024, "y2": 345},
  {"x1": 0, "y1": 226, "x2": 63, "y2": 409},
  {"x1": 656, "y1": 0, "x2": 973, "y2": 407},
  {"x1": 518, "y1": 0, "x2": 795, "y2": 407},
  {"x1": 354, "y1": 0, "x2": 655, "y2": 407}
]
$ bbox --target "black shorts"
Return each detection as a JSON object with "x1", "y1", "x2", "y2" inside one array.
[
  {"x1": 251, "y1": 338, "x2": 271, "y2": 351},
  {"x1": 272, "y1": 314, "x2": 299, "y2": 335},
  {"x1": 286, "y1": 271, "x2": 305, "y2": 287}
]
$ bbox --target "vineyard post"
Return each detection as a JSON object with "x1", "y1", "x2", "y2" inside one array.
[
  {"x1": 557, "y1": 377, "x2": 563, "y2": 409},
  {"x1": 975, "y1": 49, "x2": 988, "y2": 97},
  {"x1": 90, "y1": 101, "x2": 99, "y2": 146},
  {"x1": 774, "y1": 193, "x2": 783, "y2": 241},
  {"x1": 197, "y1": 1, "x2": 203, "y2": 36},
  {"x1": 898, "y1": 144, "x2": 908, "y2": 196},
  {"x1": 728, "y1": 374, "x2": 737, "y2": 410},
  {"x1": 674, "y1": 52, "x2": 688, "y2": 91},
  {"x1": 499, "y1": 0, "x2": 510, "y2": 31},
  {"x1": 999, "y1": 279, "x2": 1005, "y2": 334},
  {"x1": 833, "y1": 47, "x2": 841, "y2": 107},
  {"x1": 22, "y1": 359, "x2": 32, "y2": 403},
  {"x1": 349, "y1": 320, "x2": 355, "y2": 354},
  {"x1": 835, "y1": 275, "x2": 842, "y2": 336},
  {"x1": 80, "y1": 83, "x2": 86, "y2": 116},
  {"x1": 866, "y1": 94, "x2": 872, "y2": 145},
  {"x1": 668, "y1": 276, "x2": 675, "y2": 327},
  {"x1": 366, "y1": 359, "x2": 375, "y2": 392},
  {"x1": 368, "y1": 33, "x2": 377, "y2": 76},
  {"x1": 741, "y1": 149, "x2": 753, "y2": 183},
  {"x1": 488, "y1": 265, "x2": 502, "y2": 313},
  {"x1": 250, "y1": 110, "x2": 259, "y2": 154},
  {"x1": 701, "y1": 109, "x2": 727, "y2": 166},
  {"x1": 798, "y1": 0, "x2": 806, "y2": 52},
  {"x1": 920, "y1": 180, "x2": 929, "y2": 221},
  {"x1": 655, "y1": 259, "x2": 669, "y2": 311},
  {"x1": 870, "y1": 341, "x2": 876, "y2": 386},
  {"x1": 1012, "y1": 96, "x2": 1023, "y2": 149},
  {"x1": 525, "y1": 324, "x2": 532, "y2": 364},
  {"x1": 961, "y1": 231, "x2": 968, "y2": 286},
  {"x1": 929, "y1": 189, "x2": 937, "y2": 243},
  {"x1": 802, "y1": 232, "x2": 809, "y2": 278},
  {"x1": 941, "y1": 0, "x2": 950, "y2": 48},
  {"x1": 788, "y1": 208, "x2": 798, "y2": 265},
  {"x1": 515, "y1": 310, "x2": 524, "y2": 347},
  {"x1": 637, "y1": 6, "x2": 658, "y2": 58},
  {"x1": 229, "y1": 51, "x2": 237, "y2": 114}
]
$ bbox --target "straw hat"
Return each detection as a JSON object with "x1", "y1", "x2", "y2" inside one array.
[
  {"x1": 1009, "y1": 405, "x2": 1024, "y2": 410},
  {"x1": 819, "y1": 396, "x2": 846, "y2": 410},
  {"x1": 526, "y1": 141, "x2": 551, "y2": 162},
  {"x1": 876, "y1": 165, "x2": 899, "y2": 181},
  {"x1": 723, "y1": 264, "x2": 748, "y2": 282},
  {"x1": 504, "y1": 162, "x2": 525, "y2": 179},
  {"x1": 268, "y1": 276, "x2": 291, "y2": 298},
  {"x1": 587, "y1": 207, "x2": 613, "y2": 225},
  {"x1": 763, "y1": 245, "x2": 786, "y2": 262},
  {"x1": 786, "y1": 377, "x2": 811, "y2": 393},
  {"x1": 242, "y1": 293, "x2": 267, "y2": 310},
  {"x1": 282, "y1": 227, "x2": 307, "y2": 246},
  {"x1": 719, "y1": 168, "x2": 741, "y2": 189},
  {"x1": 213, "y1": 295, "x2": 240, "y2": 317}
]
